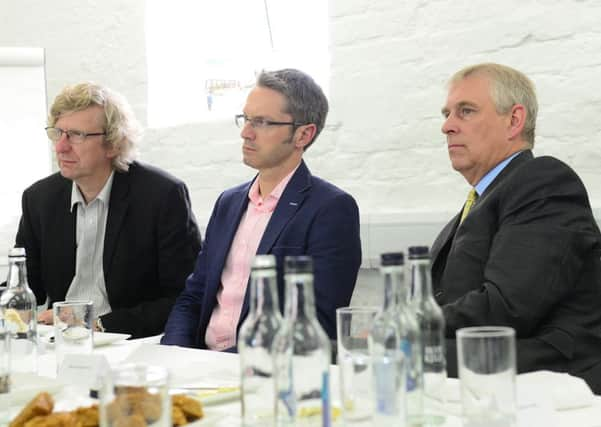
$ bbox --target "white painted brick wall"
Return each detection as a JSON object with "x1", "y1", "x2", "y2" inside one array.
[{"x1": 1, "y1": 0, "x2": 601, "y2": 268}]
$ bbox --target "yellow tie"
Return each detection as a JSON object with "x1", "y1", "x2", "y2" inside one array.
[{"x1": 460, "y1": 188, "x2": 478, "y2": 224}]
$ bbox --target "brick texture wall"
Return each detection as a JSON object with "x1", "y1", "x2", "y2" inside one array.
[{"x1": 1, "y1": 0, "x2": 601, "y2": 269}]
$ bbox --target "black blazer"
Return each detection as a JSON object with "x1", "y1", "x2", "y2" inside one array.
[
  {"x1": 15, "y1": 161, "x2": 201, "y2": 338},
  {"x1": 432, "y1": 150, "x2": 601, "y2": 394}
]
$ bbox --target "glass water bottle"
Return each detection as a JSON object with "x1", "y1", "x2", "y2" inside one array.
[
  {"x1": 239, "y1": 255, "x2": 283, "y2": 426},
  {"x1": 274, "y1": 256, "x2": 332, "y2": 427},
  {"x1": 0, "y1": 248, "x2": 38, "y2": 374},
  {"x1": 409, "y1": 246, "x2": 446, "y2": 425}
]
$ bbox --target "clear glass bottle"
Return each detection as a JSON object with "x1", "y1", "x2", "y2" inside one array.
[
  {"x1": 0, "y1": 248, "x2": 38, "y2": 374},
  {"x1": 392, "y1": 252, "x2": 424, "y2": 426},
  {"x1": 408, "y1": 245, "x2": 446, "y2": 426},
  {"x1": 239, "y1": 255, "x2": 283, "y2": 427},
  {"x1": 368, "y1": 252, "x2": 405, "y2": 426},
  {"x1": 274, "y1": 256, "x2": 331, "y2": 427}
]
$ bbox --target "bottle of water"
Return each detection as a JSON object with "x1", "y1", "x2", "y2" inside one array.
[
  {"x1": 0, "y1": 248, "x2": 38, "y2": 374},
  {"x1": 274, "y1": 256, "x2": 331, "y2": 427},
  {"x1": 392, "y1": 252, "x2": 423, "y2": 426},
  {"x1": 408, "y1": 246, "x2": 445, "y2": 425},
  {"x1": 239, "y1": 255, "x2": 283, "y2": 426},
  {"x1": 368, "y1": 252, "x2": 405, "y2": 426}
]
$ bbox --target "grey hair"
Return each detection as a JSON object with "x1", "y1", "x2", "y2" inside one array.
[
  {"x1": 449, "y1": 63, "x2": 538, "y2": 147},
  {"x1": 256, "y1": 69, "x2": 328, "y2": 150}
]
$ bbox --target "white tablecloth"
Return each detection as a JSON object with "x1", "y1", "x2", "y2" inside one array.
[{"x1": 4, "y1": 336, "x2": 601, "y2": 427}]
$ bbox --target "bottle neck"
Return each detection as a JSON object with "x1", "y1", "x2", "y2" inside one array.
[
  {"x1": 380, "y1": 265, "x2": 403, "y2": 312},
  {"x1": 410, "y1": 258, "x2": 433, "y2": 301},
  {"x1": 6, "y1": 257, "x2": 28, "y2": 290},
  {"x1": 249, "y1": 271, "x2": 280, "y2": 317},
  {"x1": 284, "y1": 273, "x2": 317, "y2": 321}
]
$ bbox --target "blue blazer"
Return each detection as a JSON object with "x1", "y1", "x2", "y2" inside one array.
[{"x1": 161, "y1": 161, "x2": 362, "y2": 348}]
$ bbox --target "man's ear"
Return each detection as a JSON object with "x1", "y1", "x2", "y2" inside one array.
[
  {"x1": 294, "y1": 124, "x2": 317, "y2": 149},
  {"x1": 508, "y1": 104, "x2": 526, "y2": 141},
  {"x1": 105, "y1": 141, "x2": 120, "y2": 159}
]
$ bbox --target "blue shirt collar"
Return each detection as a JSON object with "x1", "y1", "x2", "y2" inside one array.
[{"x1": 474, "y1": 151, "x2": 523, "y2": 196}]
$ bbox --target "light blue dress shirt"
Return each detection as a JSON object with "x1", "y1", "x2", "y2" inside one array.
[{"x1": 474, "y1": 151, "x2": 524, "y2": 196}]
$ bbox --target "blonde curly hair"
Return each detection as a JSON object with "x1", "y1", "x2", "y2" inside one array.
[{"x1": 48, "y1": 82, "x2": 142, "y2": 171}]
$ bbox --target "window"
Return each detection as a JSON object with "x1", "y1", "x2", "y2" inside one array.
[{"x1": 145, "y1": 0, "x2": 329, "y2": 128}]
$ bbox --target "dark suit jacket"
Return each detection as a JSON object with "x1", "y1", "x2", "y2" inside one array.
[
  {"x1": 15, "y1": 161, "x2": 202, "y2": 338},
  {"x1": 161, "y1": 161, "x2": 362, "y2": 348},
  {"x1": 431, "y1": 150, "x2": 601, "y2": 393}
]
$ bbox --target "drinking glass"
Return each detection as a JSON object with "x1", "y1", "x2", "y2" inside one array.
[
  {"x1": 100, "y1": 364, "x2": 171, "y2": 427},
  {"x1": 457, "y1": 326, "x2": 516, "y2": 427},
  {"x1": 53, "y1": 300, "x2": 94, "y2": 370},
  {"x1": 336, "y1": 306, "x2": 378, "y2": 423}
]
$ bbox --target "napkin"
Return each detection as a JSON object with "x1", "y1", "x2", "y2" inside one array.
[
  {"x1": 517, "y1": 371, "x2": 594, "y2": 411},
  {"x1": 6, "y1": 373, "x2": 65, "y2": 406},
  {"x1": 122, "y1": 343, "x2": 240, "y2": 389},
  {"x1": 439, "y1": 370, "x2": 594, "y2": 416}
]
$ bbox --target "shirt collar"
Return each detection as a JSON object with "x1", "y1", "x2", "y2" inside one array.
[
  {"x1": 474, "y1": 151, "x2": 523, "y2": 196},
  {"x1": 70, "y1": 171, "x2": 115, "y2": 211},
  {"x1": 248, "y1": 164, "x2": 300, "y2": 213}
]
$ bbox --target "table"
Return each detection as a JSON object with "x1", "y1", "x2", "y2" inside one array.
[{"x1": 5, "y1": 336, "x2": 601, "y2": 427}]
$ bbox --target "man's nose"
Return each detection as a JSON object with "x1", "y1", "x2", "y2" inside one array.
[
  {"x1": 54, "y1": 132, "x2": 71, "y2": 152},
  {"x1": 240, "y1": 122, "x2": 254, "y2": 140},
  {"x1": 442, "y1": 114, "x2": 457, "y2": 135}
]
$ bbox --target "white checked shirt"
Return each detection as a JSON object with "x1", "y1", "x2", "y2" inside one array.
[{"x1": 65, "y1": 172, "x2": 114, "y2": 317}]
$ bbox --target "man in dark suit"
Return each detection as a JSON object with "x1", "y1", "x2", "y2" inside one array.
[
  {"x1": 15, "y1": 82, "x2": 201, "y2": 338},
  {"x1": 161, "y1": 69, "x2": 361, "y2": 350},
  {"x1": 434, "y1": 63, "x2": 601, "y2": 393}
]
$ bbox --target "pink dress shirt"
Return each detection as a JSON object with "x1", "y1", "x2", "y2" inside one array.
[{"x1": 205, "y1": 167, "x2": 298, "y2": 350}]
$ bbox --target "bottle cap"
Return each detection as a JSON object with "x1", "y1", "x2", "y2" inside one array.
[
  {"x1": 380, "y1": 252, "x2": 404, "y2": 266},
  {"x1": 284, "y1": 256, "x2": 313, "y2": 274},
  {"x1": 8, "y1": 247, "x2": 26, "y2": 258},
  {"x1": 408, "y1": 245, "x2": 430, "y2": 259},
  {"x1": 251, "y1": 255, "x2": 276, "y2": 270}
]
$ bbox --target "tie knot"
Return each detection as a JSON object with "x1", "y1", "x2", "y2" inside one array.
[{"x1": 466, "y1": 188, "x2": 477, "y2": 203}]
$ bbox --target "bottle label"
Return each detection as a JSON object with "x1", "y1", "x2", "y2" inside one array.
[
  {"x1": 401, "y1": 339, "x2": 417, "y2": 391},
  {"x1": 424, "y1": 345, "x2": 444, "y2": 365},
  {"x1": 322, "y1": 371, "x2": 331, "y2": 427},
  {"x1": 373, "y1": 356, "x2": 399, "y2": 416}
]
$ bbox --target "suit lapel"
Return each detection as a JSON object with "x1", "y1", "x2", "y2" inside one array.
[
  {"x1": 256, "y1": 161, "x2": 310, "y2": 255},
  {"x1": 215, "y1": 185, "x2": 252, "y2": 274},
  {"x1": 55, "y1": 181, "x2": 77, "y2": 299},
  {"x1": 103, "y1": 171, "x2": 129, "y2": 281},
  {"x1": 431, "y1": 213, "x2": 459, "y2": 264},
  {"x1": 431, "y1": 150, "x2": 533, "y2": 292},
  {"x1": 202, "y1": 183, "x2": 251, "y2": 320}
]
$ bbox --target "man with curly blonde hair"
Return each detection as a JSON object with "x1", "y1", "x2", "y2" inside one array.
[{"x1": 15, "y1": 82, "x2": 201, "y2": 338}]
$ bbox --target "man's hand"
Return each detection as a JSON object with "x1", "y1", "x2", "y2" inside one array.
[{"x1": 37, "y1": 309, "x2": 53, "y2": 325}]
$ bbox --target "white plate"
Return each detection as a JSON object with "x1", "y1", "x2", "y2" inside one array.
[
  {"x1": 37, "y1": 324, "x2": 54, "y2": 336},
  {"x1": 7, "y1": 372, "x2": 65, "y2": 406},
  {"x1": 40, "y1": 327, "x2": 131, "y2": 348},
  {"x1": 92, "y1": 331, "x2": 131, "y2": 347},
  {"x1": 194, "y1": 388, "x2": 241, "y2": 406}
]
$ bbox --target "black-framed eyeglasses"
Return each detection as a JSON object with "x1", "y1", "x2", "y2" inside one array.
[
  {"x1": 45, "y1": 127, "x2": 106, "y2": 145},
  {"x1": 235, "y1": 114, "x2": 306, "y2": 129}
]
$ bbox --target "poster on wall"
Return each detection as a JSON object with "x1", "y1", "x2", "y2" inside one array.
[{"x1": 0, "y1": 47, "x2": 50, "y2": 272}]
